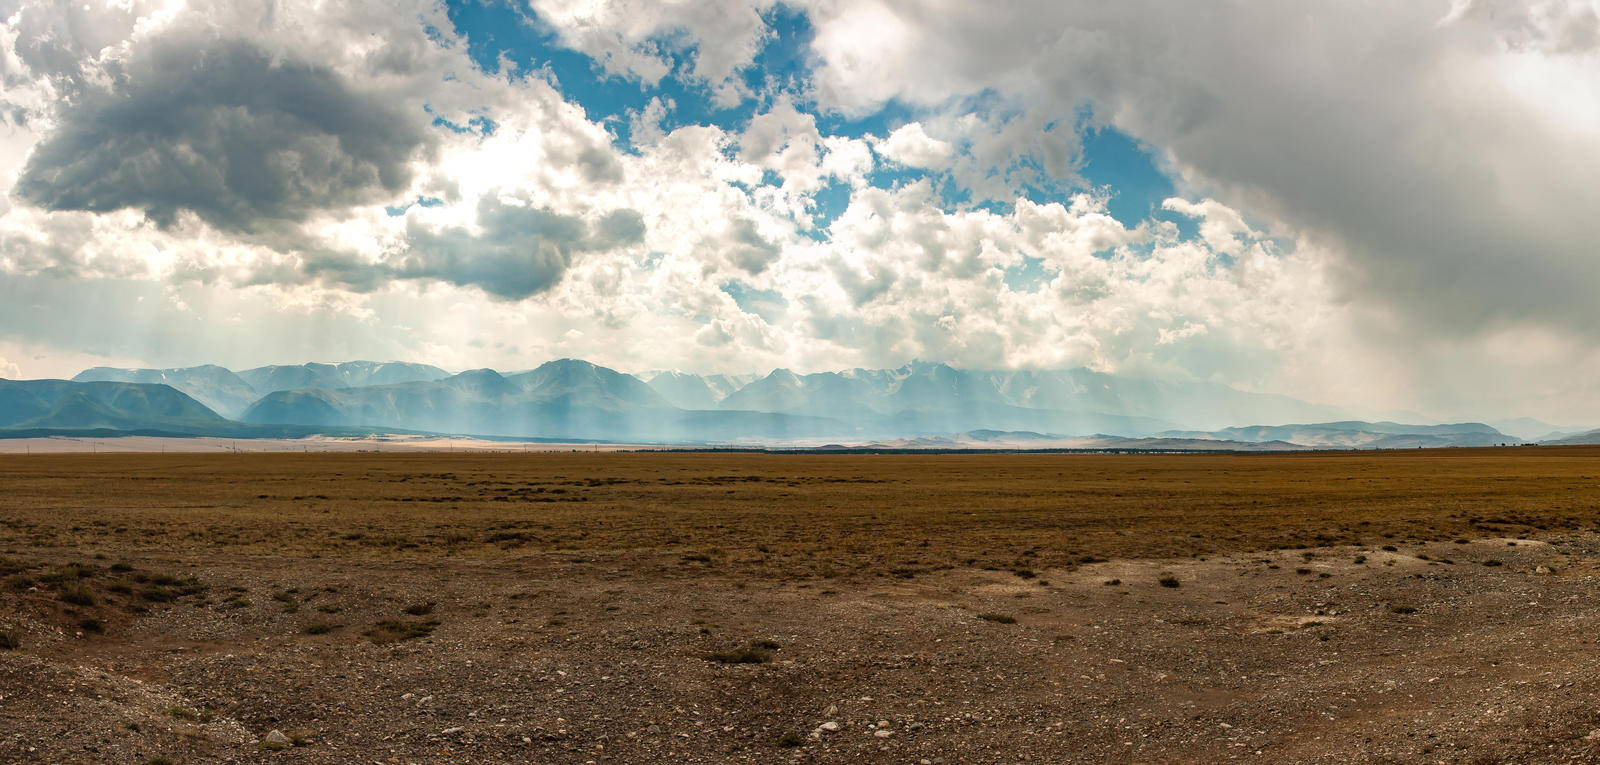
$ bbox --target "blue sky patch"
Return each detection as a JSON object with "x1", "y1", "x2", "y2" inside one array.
[
  {"x1": 443, "y1": 0, "x2": 1194, "y2": 245},
  {"x1": 720, "y1": 279, "x2": 787, "y2": 322}
]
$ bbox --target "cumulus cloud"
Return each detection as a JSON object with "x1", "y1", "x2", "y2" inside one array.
[
  {"x1": 281, "y1": 197, "x2": 649, "y2": 301},
  {"x1": 526, "y1": 0, "x2": 777, "y2": 105},
  {"x1": 876, "y1": 122, "x2": 953, "y2": 169},
  {"x1": 391, "y1": 197, "x2": 646, "y2": 300},
  {"x1": 16, "y1": 34, "x2": 432, "y2": 235},
  {"x1": 1162, "y1": 198, "x2": 1253, "y2": 257},
  {"x1": 1, "y1": 0, "x2": 144, "y2": 90},
  {"x1": 721, "y1": 219, "x2": 782, "y2": 274}
]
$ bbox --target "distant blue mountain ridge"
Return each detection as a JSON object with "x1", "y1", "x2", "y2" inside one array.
[{"x1": 0, "y1": 358, "x2": 1581, "y2": 448}]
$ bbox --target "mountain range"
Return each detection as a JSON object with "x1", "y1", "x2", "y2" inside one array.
[
  {"x1": 0, "y1": 378, "x2": 228, "y2": 432},
  {"x1": 238, "y1": 359, "x2": 1349, "y2": 440},
  {"x1": 1160, "y1": 421, "x2": 1518, "y2": 450},
  {"x1": 74, "y1": 361, "x2": 448, "y2": 418},
  {"x1": 1, "y1": 358, "x2": 1590, "y2": 449}
]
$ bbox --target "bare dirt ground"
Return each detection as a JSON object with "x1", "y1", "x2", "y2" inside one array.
[{"x1": 3, "y1": 449, "x2": 1600, "y2": 764}]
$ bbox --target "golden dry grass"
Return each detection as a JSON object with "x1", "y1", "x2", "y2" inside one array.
[{"x1": 2, "y1": 447, "x2": 1597, "y2": 577}]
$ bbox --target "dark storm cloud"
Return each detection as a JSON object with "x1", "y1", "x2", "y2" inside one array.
[{"x1": 14, "y1": 35, "x2": 433, "y2": 234}]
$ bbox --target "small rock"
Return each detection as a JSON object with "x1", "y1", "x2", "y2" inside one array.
[
  {"x1": 261, "y1": 729, "x2": 292, "y2": 750},
  {"x1": 1534, "y1": 566, "x2": 1555, "y2": 575},
  {"x1": 874, "y1": 729, "x2": 892, "y2": 739},
  {"x1": 1586, "y1": 729, "x2": 1600, "y2": 741},
  {"x1": 442, "y1": 727, "x2": 464, "y2": 735},
  {"x1": 818, "y1": 721, "x2": 841, "y2": 733}
]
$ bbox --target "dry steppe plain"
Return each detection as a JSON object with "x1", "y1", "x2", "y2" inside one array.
[{"x1": 3, "y1": 448, "x2": 1600, "y2": 764}]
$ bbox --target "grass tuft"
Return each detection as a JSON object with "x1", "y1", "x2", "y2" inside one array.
[
  {"x1": 703, "y1": 639, "x2": 780, "y2": 664},
  {"x1": 702, "y1": 646, "x2": 772, "y2": 664},
  {"x1": 365, "y1": 618, "x2": 439, "y2": 644},
  {"x1": 166, "y1": 705, "x2": 199, "y2": 720},
  {"x1": 58, "y1": 581, "x2": 95, "y2": 606}
]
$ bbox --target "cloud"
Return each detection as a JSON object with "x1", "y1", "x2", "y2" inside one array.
[
  {"x1": 875, "y1": 122, "x2": 953, "y2": 169},
  {"x1": 2, "y1": 0, "x2": 144, "y2": 90},
  {"x1": 793, "y1": 0, "x2": 1600, "y2": 340},
  {"x1": 526, "y1": 0, "x2": 777, "y2": 105},
  {"x1": 15, "y1": 33, "x2": 432, "y2": 235},
  {"x1": 721, "y1": 218, "x2": 782, "y2": 274},
  {"x1": 295, "y1": 196, "x2": 648, "y2": 301},
  {"x1": 1162, "y1": 198, "x2": 1252, "y2": 257}
]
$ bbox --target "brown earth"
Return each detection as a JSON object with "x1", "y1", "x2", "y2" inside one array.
[{"x1": 2, "y1": 448, "x2": 1600, "y2": 763}]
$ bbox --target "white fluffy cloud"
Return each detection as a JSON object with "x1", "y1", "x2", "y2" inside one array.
[
  {"x1": 875, "y1": 123, "x2": 953, "y2": 169},
  {"x1": 525, "y1": 0, "x2": 776, "y2": 106}
]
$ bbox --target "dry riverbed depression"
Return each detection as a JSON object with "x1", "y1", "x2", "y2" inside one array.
[{"x1": 3, "y1": 449, "x2": 1600, "y2": 763}]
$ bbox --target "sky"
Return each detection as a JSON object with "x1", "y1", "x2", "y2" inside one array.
[{"x1": 1, "y1": 0, "x2": 1599, "y2": 423}]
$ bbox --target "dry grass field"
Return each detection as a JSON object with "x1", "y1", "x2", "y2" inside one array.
[{"x1": 3, "y1": 448, "x2": 1600, "y2": 763}]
